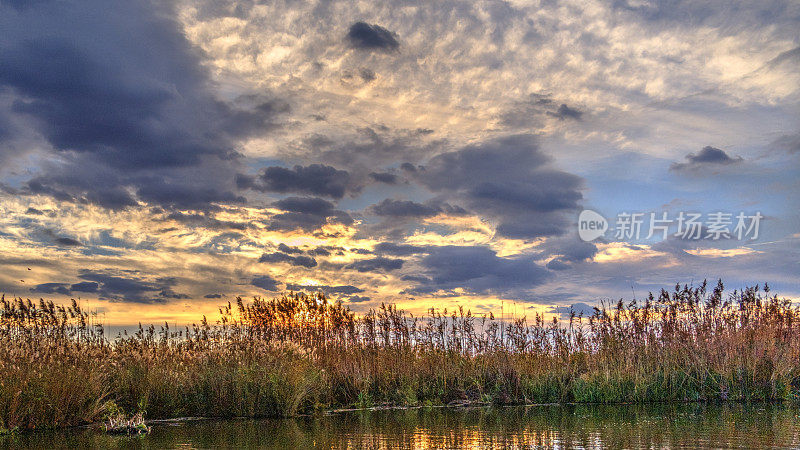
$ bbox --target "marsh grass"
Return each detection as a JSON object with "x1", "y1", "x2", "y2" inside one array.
[{"x1": 1, "y1": 280, "x2": 798, "y2": 430}]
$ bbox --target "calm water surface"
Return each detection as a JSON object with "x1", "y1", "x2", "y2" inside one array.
[{"x1": 2, "y1": 403, "x2": 799, "y2": 449}]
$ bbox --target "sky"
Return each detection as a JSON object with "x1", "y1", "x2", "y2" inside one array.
[{"x1": 0, "y1": 0, "x2": 798, "y2": 326}]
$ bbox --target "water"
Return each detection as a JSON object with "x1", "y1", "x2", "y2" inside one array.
[{"x1": 2, "y1": 403, "x2": 799, "y2": 449}]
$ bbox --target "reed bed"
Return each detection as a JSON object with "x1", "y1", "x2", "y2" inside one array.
[{"x1": 1, "y1": 280, "x2": 798, "y2": 431}]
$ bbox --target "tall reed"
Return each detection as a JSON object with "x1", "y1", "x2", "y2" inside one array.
[{"x1": 0, "y1": 280, "x2": 797, "y2": 431}]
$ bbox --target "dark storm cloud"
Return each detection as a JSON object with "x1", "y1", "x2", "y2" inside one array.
[
  {"x1": 29, "y1": 270, "x2": 188, "y2": 302},
  {"x1": 540, "y1": 237, "x2": 598, "y2": 270},
  {"x1": 418, "y1": 136, "x2": 541, "y2": 190},
  {"x1": 546, "y1": 259, "x2": 571, "y2": 271},
  {"x1": 277, "y1": 243, "x2": 303, "y2": 254},
  {"x1": 308, "y1": 247, "x2": 333, "y2": 256},
  {"x1": 414, "y1": 134, "x2": 583, "y2": 239},
  {"x1": 670, "y1": 146, "x2": 743, "y2": 171},
  {"x1": 403, "y1": 245, "x2": 550, "y2": 297},
  {"x1": 371, "y1": 199, "x2": 441, "y2": 218},
  {"x1": 500, "y1": 94, "x2": 584, "y2": 127},
  {"x1": 238, "y1": 164, "x2": 353, "y2": 199},
  {"x1": 30, "y1": 283, "x2": 70, "y2": 295},
  {"x1": 369, "y1": 199, "x2": 467, "y2": 221},
  {"x1": 369, "y1": 172, "x2": 398, "y2": 184},
  {"x1": 0, "y1": 0, "x2": 281, "y2": 211},
  {"x1": 340, "y1": 68, "x2": 377, "y2": 86},
  {"x1": 359, "y1": 68, "x2": 377, "y2": 82},
  {"x1": 274, "y1": 196, "x2": 335, "y2": 214},
  {"x1": 259, "y1": 252, "x2": 317, "y2": 268},
  {"x1": 204, "y1": 293, "x2": 223, "y2": 298},
  {"x1": 54, "y1": 237, "x2": 82, "y2": 246},
  {"x1": 70, "y1": 281, "x2": 99, "y2": 293},
  {"x1": 685, "y1": 146, "x2": 740, "y2": 164},
  {"x1": 345, "y1": 257, "x2": 404, "y2": 272},
  {"x1": 166, "y1": 212, "x2": 248, "y2": 231},
  {"x1": 400, "y1": 162, "x2": 418, "y2": 173},
  {"x1": 76, "y1": 270, "x2": 180, "y2": 303},
  {"x1": 469, "y1": 180, "x2": 580, "y2": 212},
  {"x1": 373, "y1": 242, "x2": 427, "y2": 256},
  {"x1": 346, "y1": 22, "x2": 400, "y2": 52},
  {"x1": 293, "y1": 126, "x2": 444, "y2": 175},
  {"x1": 251, "y1": 275, "x2": 279, "y2": 291},
  {"x1": 547, "y1": 104, "x2": 583, "y2": 121},
  {"x1": 285, "y1": 283, "x2": 364, "y2": 295},
  {"x1": 268, "y1": 196, "x2": 353, "y2": 232},
  {"x1": 136, "y1": 177, "x2": 247, "y2": 211}
]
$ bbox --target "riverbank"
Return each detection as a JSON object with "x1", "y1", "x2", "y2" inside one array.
[{"x1": 1, "y1": 280, "x2": 798, "y2": 431}]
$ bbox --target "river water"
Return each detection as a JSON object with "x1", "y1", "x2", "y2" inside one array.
[{"x1": 2, "y1": 403, "x2": 799, "y2": 448}]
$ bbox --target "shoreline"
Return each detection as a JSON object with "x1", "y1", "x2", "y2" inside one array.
[{"x1": 3, "y1": 398, "x2": 798, "y2": 437}]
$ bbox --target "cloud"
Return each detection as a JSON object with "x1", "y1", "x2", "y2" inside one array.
[
  {"x1": 771, "y1": 134, "x2": 800, "y2": 154},
  {"x1": 308, "y1": 246, "x2": 334, "y2": 256},
  {"x1": 346, "y1": 22, "x2": 399, "y2": 52},
  {"x1": 277, "y1": 243, "x2": 303, "y2": 254},
  {"x1": 251, "y1": 275, "x2": 279, "y2": 291},
  {"x1": 2, "y1": 0, "x2": 798, "y2": 317},
  {"x1": 268, "y1": 196, "x2": 353, "y2": 232},
  {"x1": 286, "y1": 127, "x2": 444, "y2": 178},
  {"x1": 546, "y1": 259, "x2": 571, "y2": 271},
  {"x1": 340, "y1": 68, "x2": 377, "y2": 86},
  {"x1": 541, "y1": 237, "x2": 598, "y2": 270},
  {"x1": 373, "y1": 242, "x2": 427, "y2": 256},
  {"x1": 345, "y1": 257, "x2": 404, "y2": 272},
  {"x1": 500, "y1": 94, "x2": 584, "y2": 127},
  {"x1": 400, "y1": 163, "x2": 418, "y2": 173},
  {"x1": 29, "y1": 269, "x2": 188, "y2": 303},
  {"x1": 70, "y1": 281, "x2": 99, "y2": 293},
  {"x1": 415, "y1": 134, "x2": 583, "y2": 239},
  {"x1": 166, "y1": 211, "x2": 248, "y2": 231},
  {"x1": 670, "y1": 146, "x2": 743, "y2": 172},
  {"x1": 403, "y1": 245, "x2": 550, "y2": 298},
  {"x1": 259, "y1": 251, "x2": 317, "y2": 268},
  {"x1": 370, "y1": 199, "x2": 441, "y2": 218},
  {"x1": 30, "y1": 282, "x2": 70, "y2": 295},
  {"x1": 369, "y1": 172, "x2": 398, "y2": 184},
  {"x1": 80, "y1": 272, "x2": 172, "y2": 302},
  {"x1": 54, "y1": 237, "x2": 82, "y2": 246},
  {"x1": 548, "y1": 104, "x2": 583, "y2": 121},
  {"x1": 767, "y1": 45, "x2": 800, "y2": 68},
  {"x1": 238, "y1": 164, "x2": 353, "y2": 199},
  {"x1": 0, "y1": 0, "x2": 280, "y2": 211}
]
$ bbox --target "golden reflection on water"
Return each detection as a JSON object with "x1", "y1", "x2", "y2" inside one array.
[{"x1": 3, "y1": 403, "x2": 799, "y2": 449}]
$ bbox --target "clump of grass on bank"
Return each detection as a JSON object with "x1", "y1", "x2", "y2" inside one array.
[
  {"x1": 102, "y1": 401, "x2": 150, "y2": 435},
  {"x1": 1, "y1": 280, "x2": 798, "y2": 431}
]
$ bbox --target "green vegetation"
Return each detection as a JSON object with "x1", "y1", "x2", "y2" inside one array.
[
  {"x1": 101, "y1": 400, "x2": 150, "y2": 435},
  {"x1": 1, "y1": 280, "x2": 798, "y2": 431}
]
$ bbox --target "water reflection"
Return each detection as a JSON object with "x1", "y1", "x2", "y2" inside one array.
[{"x1": 2, "y1": 403, "x2": 799, "y2": 449}]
